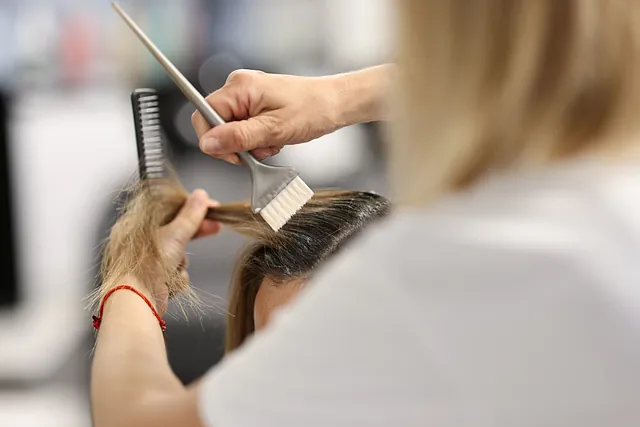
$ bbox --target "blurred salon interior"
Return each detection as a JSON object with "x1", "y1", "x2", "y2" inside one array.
[{"x1": 0, "y1": 1, "x2": 394, "y2": 425}]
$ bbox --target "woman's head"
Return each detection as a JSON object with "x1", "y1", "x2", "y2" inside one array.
[
  {"x1": 98, "y1": 177, "x2": 390, "y2": 351},
  {"x1": 216, "y1": 190, "x2": 390, "y2": 352},
  {"x1": 394, "y1": 0, "x2": 640, "y2": 205}
]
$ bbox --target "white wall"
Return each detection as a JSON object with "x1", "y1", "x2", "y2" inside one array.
[{"x1": 0, "y1": 88, "x2": 137, "y2": 382}]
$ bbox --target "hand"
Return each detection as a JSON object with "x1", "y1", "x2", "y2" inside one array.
[
  {"x1": 160, "y1": 189, "x2": 221, "y2": 274},
  {"x1": 110, "y1": 190, "x2": 221, "y2": 314},
  {"x1": 192, "y1": 70, "x2": 343, "y2": 164},
  {"x1": 151, "y1": 189, "x2": 221, "y2": 311}
]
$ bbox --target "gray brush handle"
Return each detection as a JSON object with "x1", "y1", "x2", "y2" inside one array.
[{"x1": 111, "y1": 3, "x2": 259, "y2": 174}]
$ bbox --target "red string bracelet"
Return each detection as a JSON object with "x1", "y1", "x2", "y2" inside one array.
[{"x1": 92, "y1": 285, "x2": 166, "y2": 332}]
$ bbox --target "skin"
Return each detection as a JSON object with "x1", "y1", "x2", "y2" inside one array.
[
  {"x1": 254, "y1": 277, "x2": 305, "y2": 330},
  {"x1": 191, "y1": 64, "x2": 395, "y2": 164},
  {"x1": 90, "y1": 65, "x2": 392, "y2": 427},
  {"x1": 92, "y1": 190, "x2": 218, "y2": 427}
]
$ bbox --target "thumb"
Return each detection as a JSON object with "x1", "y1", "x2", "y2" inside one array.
[
  {"x1": 200, "y1": 116, "x2": 283, "y2": 155},
  {"x1": 166, "y1": 190, "x2": 209, "y2": 244}
]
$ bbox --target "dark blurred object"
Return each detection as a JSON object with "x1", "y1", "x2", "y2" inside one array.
[
  {"x1": 156, "y1": 78, "x2": 202, "y2": 158},
  {"x1": 0, "y1": 88, "x2": 18, "y2": 308},
  {"x1": 165, "y1": 320, "x2": 226, "y2": 384}
]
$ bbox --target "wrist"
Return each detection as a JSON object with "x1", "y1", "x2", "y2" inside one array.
[
  {"x1": 102, "y1": 276, "x2": 163, "y2": 313},
  {"x1": 96, "y1": 283, "x2": 167, "y2": 333},
  {"x1": 327, "y1": 64, "x2": 396, "y2": 128}
]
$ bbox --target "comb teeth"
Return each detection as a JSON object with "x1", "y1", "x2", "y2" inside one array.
[{"x1": 131, "y1": 89, "x2": 166, "y2": 181}]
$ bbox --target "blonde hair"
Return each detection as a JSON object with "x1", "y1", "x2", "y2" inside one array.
[
  {"x1": 97, "y1": 179, "x2": 194, "y2": 306},
  {"x1": 394, "y1": 0, "x2": 640, "y2": 205}
]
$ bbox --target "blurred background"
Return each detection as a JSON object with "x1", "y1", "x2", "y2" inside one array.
[{"x1": 0, "y1": 0, "x2": 394, "y2": 425}]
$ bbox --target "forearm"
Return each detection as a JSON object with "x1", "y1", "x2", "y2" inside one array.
[
  {"x1": 329, "y1": 64, "x2": 396, "y2": 127},
  {"x1": 91, "y1": 282, "x2": 190, "y2": 427}
]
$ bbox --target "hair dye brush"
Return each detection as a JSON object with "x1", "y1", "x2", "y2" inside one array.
[{"x1": 114, "y1": 2, "x2": 312, "y2": 232}]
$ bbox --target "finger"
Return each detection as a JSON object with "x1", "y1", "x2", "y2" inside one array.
[
  {"x1": 217, "y1": 154, "x2": 241, "y2": 165},
  {"x1": 250, "y1": 146, "x2": 283, "y2": 160},
  {"x1": 193, "y1": 220, "x2": 223, "y2": 239},
  {"x1": 165, "y1": 189, "x2": 209, "y2": 244},
  {"x1": 194, "y1": 199, "x2": 223, "y2": 238},
  {"x1": 199, "y1": 115, "x2": 284, "y2": 156},
  {"x1": 191, "y1": 87, "x2": 248, "y2": 139},
  {"x1": 201, "y1": 151, "x2": 241, "y2": 165},
  {"x1": 191, "y1": 110, "x2": 211, "y2": 140}
]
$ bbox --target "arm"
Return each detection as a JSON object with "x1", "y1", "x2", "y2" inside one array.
[
  {"x1": 91, "y1": 280, "x2": 203, "y2": 427},
  {"x1": 192, "y1": 64, "x2": 396, "y2": 164},
  {"x1": 91, "y1": 190, "x2": 219, "y2": 427},
  {"x1": 329, "y1": 64, "x2": 396, "y2": 126}
]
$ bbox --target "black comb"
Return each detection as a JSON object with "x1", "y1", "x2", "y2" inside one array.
[
  {"x1": 131, "y1": 88, "x2": 165, "y2": 181},
  {"x1": 130, "y1": 88, "x2": 218, "y2": 220}
]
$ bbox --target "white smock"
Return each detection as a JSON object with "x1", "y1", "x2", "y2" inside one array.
[{"x1": 199, "y1": 158, "x2": 640, "y2": 427}]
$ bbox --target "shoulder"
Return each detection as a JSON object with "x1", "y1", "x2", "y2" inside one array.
[
  {"x1": 197, "y1": 160, "x2": 640, "y2": 426},
  {"x1": 314, "y1": 160, "x2": 640, "y2": 300}
]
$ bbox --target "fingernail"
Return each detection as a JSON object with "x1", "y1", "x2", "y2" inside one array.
[
  {"x1": 201, "y1": 138, "x2": 221, "y2": 153},
  {"x1": 221, "y1": 155, "x2": 241, "y2": 165}
]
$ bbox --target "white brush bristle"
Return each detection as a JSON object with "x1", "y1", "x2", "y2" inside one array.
[{"x1": 260, "y1": 177, "x2": 314, "y2": 232}]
